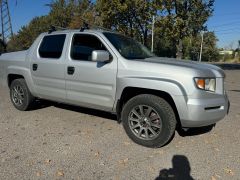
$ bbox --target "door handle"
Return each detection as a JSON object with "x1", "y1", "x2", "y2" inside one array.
[
  {"x1": 67, "y1": 66, "x2": 75, "y2": 75},
  {"x1": 32, "y1": 64, "x2": 38, "y2": 71}
]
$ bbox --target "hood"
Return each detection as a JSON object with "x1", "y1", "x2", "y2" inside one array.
[{"x1": 142, "y1": 57, "x2": 225, "y2": 78}]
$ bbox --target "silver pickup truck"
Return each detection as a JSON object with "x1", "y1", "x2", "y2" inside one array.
[{"x1": 0, "y1": 29, "x2": 229, "y2": 147}]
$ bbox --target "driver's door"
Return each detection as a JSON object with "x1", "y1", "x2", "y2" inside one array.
[{"x1": 65, "y1": 33, "x2": 117, "y2": 111}]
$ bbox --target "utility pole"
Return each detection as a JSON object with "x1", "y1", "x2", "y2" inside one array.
[
  {"x1": 0, "y1": 0, "x2": 13, "y2": 52},
  {"x1": 238, "y1": 40, "x2": 240, "y2": 61},
  {"x1": 151, "y1": 15, "x2": 155, "y2": 52},
  {"x1": 199, "y1": 31, "x2": 204, "y2": 62}
]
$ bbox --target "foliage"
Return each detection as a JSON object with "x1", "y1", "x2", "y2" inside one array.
[
  {"x1": 69, "y1": 0, "x2": 97, "y2": 29},
  {"x1": 96, "y1": 0, "x2": 157, "y2": 45},
  {"x1": 7, "y1": 0, "x2": 220, "y2": 62},
  {"x1": 153, "y1": 27, "x2": 177, "y2": 58},
  {"x1": 154, "y1": 0, "x2": 215, "y2": 58},
  {"x1": 7, "y1": 0, "x2": 93, "y2": 51},
  {"x1": 8, "y1": 16, "x2": 51, "y2": 51},
  {"x1": 181, "y1": 32, "x2": 219, "y2": 61}
]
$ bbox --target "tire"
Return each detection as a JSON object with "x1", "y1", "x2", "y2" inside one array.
[
  {"x1": 121, "y1": 94, "x2": 176, "y2": 148},
  {"x1": 10, "y1": 79, "x2": 34, "y2": 111}
]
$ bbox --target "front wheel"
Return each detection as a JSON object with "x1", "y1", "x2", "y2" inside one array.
[
  {"x1": 121, "y1": 94, "x2": 176, "y2": 148},
  {"x1": 10, "y1": 79, "x2": 34, "y2": 111}
]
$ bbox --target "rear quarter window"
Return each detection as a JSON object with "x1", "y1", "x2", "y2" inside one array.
[{"x1": 39, "y1": 34, "x2": 66, "y2": 59}]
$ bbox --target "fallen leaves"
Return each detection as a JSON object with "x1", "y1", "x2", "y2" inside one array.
[
  {"x1": 100, "y1": 162, "x2": 105, "y2": 166},
  {"x1": 44, "y1": 159, "x2": 51, "y2": 164},
  {"x1": 56, "y1": 170, "x2": 64, "y2": 177},
  {"x1": 95, "y1": 151, "x2": 100, "y2": 158},
  {"x1": 123, "y1": 141, "x2": 131, "y2": 146},
  {"x1": 148, "y1": 166, "x2": 156, "y2": 173},
  {"x1": 224, "y1": 168, "x2": 234, "y2": 176},
  {"x1": 118, "y1": 158, "x2": 129, "y2": 166},
  {"x1": 213, "y1": 174, "x2": 221, "y2": 179},
  {"x1": 36, "y1": 171, "x2": 42, "y2": 177},
  {"x1": 14, "y1": 155, "x2": 20, "y2": 160},
  {"x1": 211, "y1": 176, "x2": 217, "y2": 180},
  {"x1": 86, "y1": 129, "x2": 93, "y2": 135},
  {"x1": 211, "y1": 133, "x2": 219, "y2": 137},
  {"x1": 154, "y1": 150, "x2": 164, "y2": 155}
]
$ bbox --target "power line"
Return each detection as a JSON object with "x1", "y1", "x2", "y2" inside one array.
[
  {"x1": 216, "y1": 30, "x2": 240, "y2": 35},
  {"x1": 210, "y1": 17, "x2": 240, "y2": 23},
  {"x1": 209, "y1": 21, "x2": 240, "y2": 28},
  {"x1": 208, "y1": 24, "x2": 240, "y2": 34},
  {"x1": 213, "y1": 12, "x2": 240, "y2": 16},
  {"x1": 214, "y1": 28, "x2": 240, "y2": 33},
  {"x1": 209, "y1": 17, "x2": 240, "y2": 25},
  {"x1": 218, "y1": 33, "x2": 240, "y2": 36}
]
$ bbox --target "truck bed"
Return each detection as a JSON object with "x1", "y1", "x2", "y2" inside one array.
[{"x1": 0, "y1": 50, "x2": 28, "y2": 87}]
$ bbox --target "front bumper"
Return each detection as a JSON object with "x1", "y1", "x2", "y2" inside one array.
[{"x1": 181, "y1": 94, "x2": 229, "y2": 127}]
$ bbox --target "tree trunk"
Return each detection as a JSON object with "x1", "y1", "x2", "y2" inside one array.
[
  {"x1": 176, "y1": 39, "x2": 183, "y2": 59},
  {"x1": 143, "y1": 29, "x2": 148, "y2": 46}
]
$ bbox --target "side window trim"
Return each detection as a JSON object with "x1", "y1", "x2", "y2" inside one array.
[{"x1": 38, "y1": 34, "x2": 66, "y2": 59}]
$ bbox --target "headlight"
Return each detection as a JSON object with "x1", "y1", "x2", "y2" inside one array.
[{"x1": 194, "y1": 78, "x2": 216, "y2": 92}]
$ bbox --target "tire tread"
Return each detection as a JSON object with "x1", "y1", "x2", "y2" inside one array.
[
  {"x1": 10, "y1": 79, "x2": 34, "y2": 111},
  {"x1": 121, "y1": 94, "x2": 176, "y2": 148}
]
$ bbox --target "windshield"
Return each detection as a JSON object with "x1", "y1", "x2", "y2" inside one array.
[{"x1": 103, "y1": 32, "x2": 155, "y2": 60}]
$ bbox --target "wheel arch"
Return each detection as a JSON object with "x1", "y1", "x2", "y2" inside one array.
[
  {"x1": 7, "y1": 66, "x2": 37, "y2": 96},
  {"x1": 116, "y1": 86, "x2": 182, "y2": 127},
  {"x1": 7, "y1": 74, "x2": 25, "y2": 87}
]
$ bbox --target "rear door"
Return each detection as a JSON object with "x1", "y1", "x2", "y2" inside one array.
[
  {"x1": 30, "y1": 34, "x2": 67, "y2": 102},
  {"x1": 65, "y1": 33, "x2": 118, "y2": 111}
]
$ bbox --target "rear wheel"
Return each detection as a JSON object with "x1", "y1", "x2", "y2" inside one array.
[
  {"x1": 121, "y1": 94, "x2": 176, "y2": 148},
  {"x1": 10, "y1": 79, "x2": 34, "y2": 111}
]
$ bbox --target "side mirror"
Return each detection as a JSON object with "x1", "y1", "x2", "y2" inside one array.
[{"x1": 92, "y1": 50, "x2": 110, "y2": 62}]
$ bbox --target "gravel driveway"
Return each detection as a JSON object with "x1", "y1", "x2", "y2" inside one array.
[{"x1": 0, "y1": 70, "x2": 239, "y2": 180}]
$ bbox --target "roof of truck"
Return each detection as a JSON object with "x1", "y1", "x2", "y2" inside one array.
[{"x1": 41, "y1": 28, "x2": 119, "y2": 36}]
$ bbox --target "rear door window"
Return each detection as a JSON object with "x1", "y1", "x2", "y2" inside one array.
[{"x1": 39, "y1": 34, "x2": 66, "y2": 59}]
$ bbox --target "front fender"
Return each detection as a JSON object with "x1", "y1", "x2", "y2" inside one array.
[
  {"x1": 114, "y1": 76, "x2": 189, "y2": 122},
  {"x1": 116, "y1": 76, "x2": 187, "y2": 98}
]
